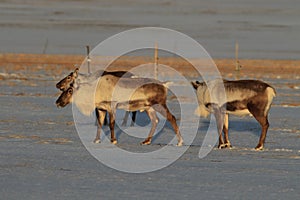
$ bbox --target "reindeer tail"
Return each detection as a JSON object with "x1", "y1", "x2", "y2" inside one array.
[{"x1": 162, "y1": 81, "x2": 174, "y2": 88}]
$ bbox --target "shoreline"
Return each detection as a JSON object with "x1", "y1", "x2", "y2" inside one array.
[{"x1": 0, "y1": 53, "x2": 299, "y2": 78}]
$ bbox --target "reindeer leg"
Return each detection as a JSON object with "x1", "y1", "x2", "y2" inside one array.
[
  {"x1": 130, "y1": 111, "x2": 137, "y2": 127},
  {"x1": 108, "y1": 110, "x2": 117, "y2": 144},
  {"x1": 154, "y1": 104, "x2": 183, "y2": 146},
  {"x1": 223, "y1": 113, "x2": 232, "y2": 148},
  {"x1": 212, "y1": 105, "x2": 225, "y2": 149},
  {"x1": 255, "y1": 116, "x2": 269, "y2": 150},
  {"x1": 141, "y1": 107, "x2": 158, "y2": 145},
  {"x1": 122, "y1": 111, "x2": 136, "y2": 127},
  {"x1": 248, "y1": 104, "x2": 270, "y2": 150},
  {"x1": 103, "y1": 113, "x2": 109, "y2": 126},
  {"x1": 121, "y1": 111, "x2": 129, "y2": 126},
  {"x1": 94, "y1": 109, "x2": 106, "y2": 143},
  {"x1": 248, "y1": 104, "x2": 269, "y2": 150},
  {"x1": 95, "y1": 108, "x2": 99, "y2": 126}
]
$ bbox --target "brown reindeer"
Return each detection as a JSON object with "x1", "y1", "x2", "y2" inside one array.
[
  {"x1": 56, "y1": 68, "x2": 137, "y2": 126},
  {"x1": 56, "y1": 74, "x2": 183, "y2": 146},
  {"x1": 191, "y1": 79, "x2": 276, "y2": 150}
]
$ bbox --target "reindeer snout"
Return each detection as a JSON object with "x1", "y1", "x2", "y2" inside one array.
[
  {"x1": 56, "y1": 84, "x2": 64, "y2": 91},
  {"x1": 55, "y1": 101, "x2": 61, "y2": 108},
  {"x1": 56, "y1": 98, "x2": 68, "y2": 108},
  {"x1": 55, "y1": 99, "x2": 63, "y2": 108}
]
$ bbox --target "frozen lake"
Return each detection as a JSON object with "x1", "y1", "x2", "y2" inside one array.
[
  {"x1": 0, "y1": 69, "x2": 299, "y2": 199},
  {"x1": 1, "y1": 0, "x2": 300, "y2": 198}
]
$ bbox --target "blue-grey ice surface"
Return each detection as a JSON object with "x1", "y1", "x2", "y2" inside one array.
[
  {"x1": 1, "y1": 0, "x2": 300, "y2": 199},
  {"x1": 0, "y1": 69, "x2": 299, "y2": 199}
]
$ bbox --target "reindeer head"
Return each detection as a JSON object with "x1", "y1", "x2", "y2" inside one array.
[
  {"x1": 56, "y1": 86, "x2": 74, "y2": 107},
  {"x1": 56, "y1": 68, "x2": 79, "y2": 91},
  {"x1": 191, "y1": 81, "x2": 207, "y2": 90}
]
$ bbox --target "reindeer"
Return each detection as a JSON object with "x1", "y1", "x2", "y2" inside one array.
[
  {"x1": 56, "y1": 68, "x2": 137, "y2": 126},
  {"x1": 56, "y1": 74, "x2": 183, "y2": 146},
  {"x1": 56, "y1": 68, "x2": 136, "y2": 91},
  {"x1": 191, "y1": 79, "x2": 276, "y2": 150}
]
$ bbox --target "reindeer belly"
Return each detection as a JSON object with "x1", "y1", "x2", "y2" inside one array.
[
  {"x1": 225, "y1": 100, "x2": 252, "y2": 116},
  {"x1": 117, "y1": 99, "x2": 151, "y2": 112},
  {"x1": 227, "y1": 109, "x2": 251, "y2": 116}
]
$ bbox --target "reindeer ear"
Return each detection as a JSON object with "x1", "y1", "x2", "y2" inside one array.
[
  {"x1": 73, "y1": 68, "x2": 79, "y2": 78},
  {"x1": 68, "y1": 87, "x2": 73, "y2": 94},
  {"x1": 191, "y1": 81, "x2": 200, "y2": 90}
]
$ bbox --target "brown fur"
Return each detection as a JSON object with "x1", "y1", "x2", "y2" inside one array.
[
  {"x1": 56, "y1": 75, "x2": 183, "y2": 146},
  {"x1": 56, "y1": 68, "x2": 136, "y2": 126},
  {"x1": 191, "y1": 79, "x2": 276, "y2": 150}
]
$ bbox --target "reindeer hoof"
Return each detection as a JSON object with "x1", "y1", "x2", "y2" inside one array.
[
  {"x1": 177, "y1": 140, "x2": 183, "y2": 147},
  {"x1": 218, "y1": 143, "x2": 226, "y2": 149},
  {"x1": 255, "y1": 145, "x2": 264, "y2": 151},
  {"x1": 224, "y1": 143, "x2": 232, "y2": 148},
  {"x1": 94, "y1": 139, "x2": 101, "y2": 144},
  {"x1": 141, "y1": 139, "x2": 151, "y2": 145},
  {"x1": 111, "y1": 139, "x2": 117, "y2": 145}
]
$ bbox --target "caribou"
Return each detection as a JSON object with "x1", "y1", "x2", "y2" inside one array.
[
  {"x1": 56, "y1": 68, "x2": 136, "y2": 91},
  {"x1": 56, "y1": 74, "x2": 183, "y2": 146},
  {"x1": 56, "y1": 68, "x2": 137, "y2": 126},
  {"x1": 191, "y1": 79, "x2": 276, "y2": 150}
]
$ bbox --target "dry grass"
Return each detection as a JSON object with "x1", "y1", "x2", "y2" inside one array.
[
  {"x1": 1, "y1": 53, "x2": 300, "y2": 78},
  {"x1": 1, "y1": 134, "x2": 73, "y2": 144}
]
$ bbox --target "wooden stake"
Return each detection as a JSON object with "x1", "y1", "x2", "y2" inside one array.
[
  {"x1": 235, "y1": 41, "x2": 239, "y2": 71},
  {"x1": 154, "y1": 42, "x2": 158, "y2": 79},
  {"x1": 235, "y1": 41, "x2": 241, "y2": 80},
  {"x1": 86, "y1": 45, "x2": 91, "y2": 74}
]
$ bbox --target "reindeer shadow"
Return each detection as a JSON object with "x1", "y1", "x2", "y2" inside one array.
[
  {"x1": 114, "y1": 111, "x2": 152, "y2": 141},
  {"x1": 114, "y1": 112, "x2": 176, "y2": 144},
  {"x1": 197, "y1": 117, "x2": 261, "y2": 137},
  {"x1": 191, "y1": 117, "x2": 262, "y2": 147},
  {"x1": 102, "y1": 114, "x2": 261, "y2": 145},
  {"x1": 229, "y1": 119, "x2": 261, "y2": 136}
]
